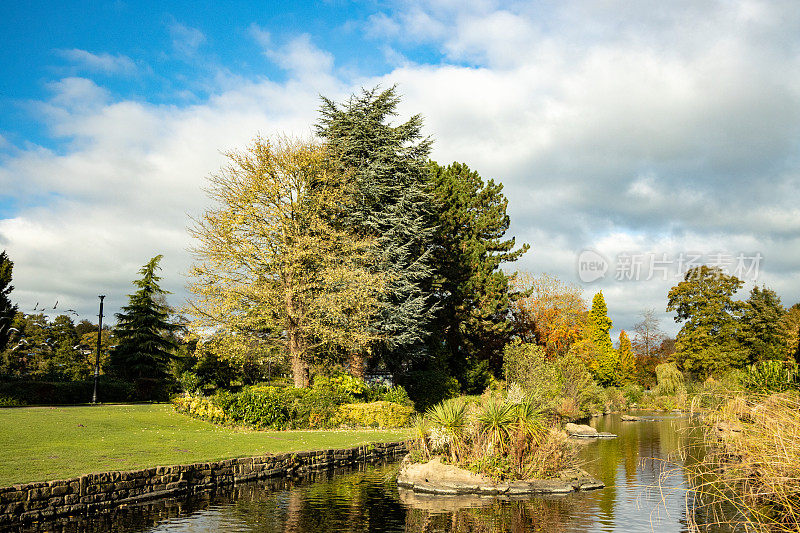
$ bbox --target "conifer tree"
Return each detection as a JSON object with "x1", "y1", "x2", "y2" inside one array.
[
  {"x1": 426, "y1": 161, "x2": 528, "y2": 389},
  {"x1": 739, "y1": 285, "x2": 786, "y2": 363},
  {"x1": 316, "y1": 87, "x2": 437, "y2": 376},
  {"x1": 617, "y1": 330, "x2": 635, "y2": 384},
  {"x1": 587, "y1": 291, "x2": 617, "y2": 385},
  {"x1": 0, "y1": 251, "x2": 18, "y2": 352},
  {"x1": 109, "y1": 255, "x2": 179, "y2": 381}
]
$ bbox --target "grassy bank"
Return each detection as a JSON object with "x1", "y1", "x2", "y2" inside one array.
[{"x1": 0, "y1": 404, "x2": 408, "y2": 486}]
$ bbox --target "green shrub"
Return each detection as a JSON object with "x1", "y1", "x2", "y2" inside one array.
[
  {"x1": 400, "y1": 366, "x2": 460, "y2": 413},
  {"x1": 379, "y1": 385, "x2": 412, "y2": 406},
  {"x1": 179, "y1": 371, "x2": 202, "y2": 394},
  {"x1": 0, "y1": 396, "x2": 25, "y2": 407},
  {"x1": 337, "y1": 401, "x2": 413, "y2": 428},
  {"x1": 313, "y1": 372, "x2": 368, "y2": 399},
  {"x1": 621, "y1": 383, "x2": 644, "y2": 405},
  {"x1": 504, "y1": 340, "x2": 602, "y2": 419},
  {"x1": 292, "y1": 386, "x2": 353, "y2": 428},
  {"x1": 598, "y1": 387, "x2": 627, "y2": 412},
  {"x1": 214, "y1": 386, "x2": 293, "y2": 429}
]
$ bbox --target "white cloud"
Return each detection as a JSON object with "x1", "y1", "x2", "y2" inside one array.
[
  {"x1": 265, "y1": 34, "x2": 335, "y2": 83},
  {"x1": 2, "y1": 0, "x2": 800, "y2": 338},
  {"x1": 56, "y1": 49, "x2": 137, "y2": 75},
  {"x1": 248, "y1": 23, "x2": 271, "y2": 49},
  {"x1": 169, "y1": 22, "x2": 206, "y2": 57}
]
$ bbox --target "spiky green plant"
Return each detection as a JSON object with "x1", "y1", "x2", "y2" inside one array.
[
  {"x1": 476, "y1": 398, "x2": 516, "y2": 455},
  {"x1": 426, "y1": 398, "x2": 469, "y2": 461},
  {"x1": 513, "y1": 398, "x2": 545, "y2": 444}
]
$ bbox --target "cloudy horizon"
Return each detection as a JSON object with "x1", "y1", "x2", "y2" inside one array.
[{"x1": 1, "y1": 0, "x2": 799, "y2": 340}]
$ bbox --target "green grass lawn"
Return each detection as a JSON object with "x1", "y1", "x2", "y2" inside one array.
[{"x1": 0, "y1": 404, "x2": 409, "y2": 486}]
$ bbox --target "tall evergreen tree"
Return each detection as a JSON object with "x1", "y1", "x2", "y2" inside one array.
[
  {"x1": 587, "y1": 291, "x2": 617, "y2": 385},
  {"x1": 739, "y1": 285, "x2": 786, "y2": 363},
  {"x1": 109, "y1": 255, "x2": 179, "y2": 381},
  {"x1": 0, "y1": 251, "x2": 18, "y2": 352},
  {"x1": 316, "y1": 87, "x2": 437, "y2": 377},
  {"x1": 426, "y1": 161, "x2": 528, "y2": 390}
]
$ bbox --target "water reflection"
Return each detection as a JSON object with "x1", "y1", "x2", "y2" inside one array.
[{"x1": 7, "y1": 413, "x2": 735, "y2": 533}]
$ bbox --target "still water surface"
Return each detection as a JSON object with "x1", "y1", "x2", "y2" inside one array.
[{"x1": 19, "y1": 413, "x2": 731, "y2": 532}]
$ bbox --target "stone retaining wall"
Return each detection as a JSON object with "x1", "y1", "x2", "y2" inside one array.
[{"x1": 0, "y1": 441, "x2": 407, "y2": 527}]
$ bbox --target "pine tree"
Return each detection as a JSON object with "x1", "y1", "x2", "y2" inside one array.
[
  {"x1": 109, "y1": 255, "x2": 179, "y2": 381},
  {"x1": 0, "y1": 251, "x2": 18, "y2": 352},
  {"x1": 617, "y1": 330, "x2": 635, "y2": 384},
  {"x1": 588, "y1": 291, "x2": 617, "y2": 385},
  {"x1": 316, "y1": 87, "x2": 437, "y2": 377},
  {"x1": 426, "y1": 161, "x2": 528, "y2": 389}
]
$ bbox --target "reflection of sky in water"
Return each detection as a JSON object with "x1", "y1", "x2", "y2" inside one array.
[{"x1": 20, "y1": 414, "x2": 733, "y2": 533}]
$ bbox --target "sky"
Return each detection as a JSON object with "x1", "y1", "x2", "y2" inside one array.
[{"x1": 1, "y1": 0, "x2": 799, "y2": 340}]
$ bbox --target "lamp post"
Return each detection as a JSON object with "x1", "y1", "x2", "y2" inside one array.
[{"x1": 92, "y1": 295, "x2": 105, "y2": 404}]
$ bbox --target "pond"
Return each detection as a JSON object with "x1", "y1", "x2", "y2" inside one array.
[{"x1": 13, "y1": 413, "x2": 733, "y2": 533}]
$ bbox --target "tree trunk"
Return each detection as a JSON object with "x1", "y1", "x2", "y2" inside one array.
[
  {"x1": 288, "y1": 322, "x2": 309, "y2": 388},
  {"x1": 350, "y1": 352, "x2": 366, "y2": 379}
]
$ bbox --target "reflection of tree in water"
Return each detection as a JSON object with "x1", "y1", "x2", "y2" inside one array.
[
  {"x1": 229, "y1": 463, "x2": 407, "y2": 533},
  {"x1": 404, "y1": 497, "x2": 594, "y2": 533}
]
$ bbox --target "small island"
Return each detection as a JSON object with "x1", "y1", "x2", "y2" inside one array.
[{"x1": 397, "y1": 392, "x2": 604, "y2": 496}]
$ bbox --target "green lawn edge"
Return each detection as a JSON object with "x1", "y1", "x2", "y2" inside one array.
[{"x1": 0, "y1": 403, "x2": 409, "y2": 486}]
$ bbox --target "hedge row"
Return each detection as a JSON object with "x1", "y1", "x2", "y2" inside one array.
[{"x1": 0, "y1": 378, "x2": 170, "y2": 405}]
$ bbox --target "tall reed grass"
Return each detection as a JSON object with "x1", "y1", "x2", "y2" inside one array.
[{"x1": 686, "y1": 392, "x2": 800, "y2": 532}]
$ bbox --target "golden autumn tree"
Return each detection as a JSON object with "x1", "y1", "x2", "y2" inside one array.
[
  {"x1": 617, "y1": 330, "x2": 635, "y2": 384},
  {"x1": 187, "y1": 137, "x2": 385, "y2": 387},
  {"x1": 510, "y1": 272, "x2": 587, "y2": 358}
]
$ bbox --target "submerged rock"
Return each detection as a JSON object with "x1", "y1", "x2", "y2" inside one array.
[
  {"x1": 396, "y1": 456, "x2": 604, "y2": 496},
  {"x1": 564, "y1": 423, "x2": 617, "y2": 438},
  {"x1": 620, "y1": 415, "x2": 641, "y2": 422}
]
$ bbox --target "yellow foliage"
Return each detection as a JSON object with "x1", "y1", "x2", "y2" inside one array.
[
  {"x1": 186, "y1": 137, "x2": 387, "y2": 386},
  {"x1": 172, "y1": 394, "x2": 227, "y2": 425},
  {"x1": 337, "y1": 401, "x2": 413, "y2": 429}
]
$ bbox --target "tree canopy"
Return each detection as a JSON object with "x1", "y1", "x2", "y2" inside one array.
[
  {"x1": 666, "y1": 265, "x2": 745, "y2": 378},
  {"x1": 739, "y1": 285, "x2": 786, "y2": 363},
  {"x1": 188, "y1": 137, "x2": 385, "y2": 387},
  {"x1": 587, "y1": 291, "x2": 617, "y2": 385}
]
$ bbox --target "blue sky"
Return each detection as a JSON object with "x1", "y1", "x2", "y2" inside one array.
[{"x1": 1, "y1": 0, "x2": 799, "y2": 337}]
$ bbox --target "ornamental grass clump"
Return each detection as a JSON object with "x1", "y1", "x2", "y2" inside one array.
[
  {"x1": 686, "y1": 392, "x2": 800, "y2": 532},
  {"x1": 413, "y1": 392, "x2": 574, "y2": 481}
]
